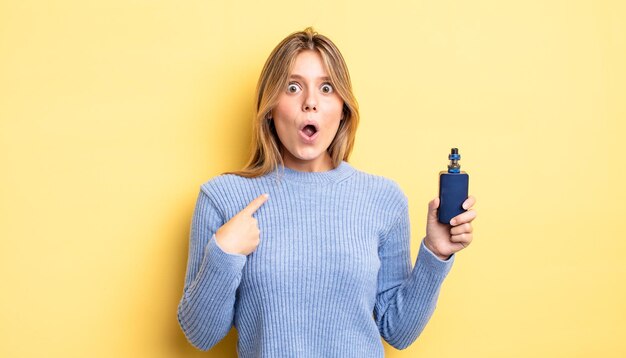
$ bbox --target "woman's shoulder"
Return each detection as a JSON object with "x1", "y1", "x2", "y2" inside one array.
[
  {"x1": 199, "y1": 172, "x2": 256, "y2": 194},
  {"x1": 350, "y1": 166, "x2": 408, "y2": 204},
  {"x1": 196, "y1": 173, "x2": 264, "y2": 216}
]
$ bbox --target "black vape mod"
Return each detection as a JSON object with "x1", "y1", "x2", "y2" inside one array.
[{"x1": 438, "y1": 148, "x2": 469, "y2": 225}]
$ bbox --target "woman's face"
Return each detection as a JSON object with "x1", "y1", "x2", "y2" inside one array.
[{"x1": 271, "y1": 50, "x2": 344, "y2": 172}]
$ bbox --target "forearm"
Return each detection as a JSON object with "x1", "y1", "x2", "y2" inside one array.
[
  {"x1": 177, "y1": 234, "x2": 246, "y2": 351},
  {"x1": 376, "y1": 239, "x2": 454, "y2": 349}
]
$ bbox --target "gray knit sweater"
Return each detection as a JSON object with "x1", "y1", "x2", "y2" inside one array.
[{"x1": 177, "y1": 160, "x2": 454, "y2": 357}]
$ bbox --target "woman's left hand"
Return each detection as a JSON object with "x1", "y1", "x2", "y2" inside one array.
[{"x1": 424, "y1": 195, "x2": 477, "y2": 260}]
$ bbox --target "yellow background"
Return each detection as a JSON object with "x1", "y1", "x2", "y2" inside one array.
[{"x1": 1, "y1": 0, "x2": 624, "y2": 357}]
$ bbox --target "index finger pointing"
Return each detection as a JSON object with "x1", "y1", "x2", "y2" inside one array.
[{"x1": 242, "y1": 193, "x2": 270, "y2": 216}]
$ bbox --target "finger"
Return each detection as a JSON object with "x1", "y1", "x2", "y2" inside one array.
[
  {"x1": 427, "y1": 197, "x2": 440, "y2": 221},
  {"x1": 450, "y1": 232, "x2": 472, "y2": 246},
  {"x1": 462, "y1": 195, "x2": 476, "y2": 210},
  {"x1": 242, "y1": 193, "x2": 270, "y2": 216},
  {"x1": 450, "y1": 223, "x2": 473, "y2": 235},
  {"x1": 450, "y1": 209, "x2": 477, "y2": 226}
]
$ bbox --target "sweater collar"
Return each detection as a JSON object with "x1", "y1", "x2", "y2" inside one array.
[{"x1": 271, "y1": 160, "x2": 355, "y2": 184}]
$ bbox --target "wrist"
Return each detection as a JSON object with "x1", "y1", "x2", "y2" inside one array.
[
  {"x1": 214, "y1": 233, "x2": 236, "y2": 255},
  {"x1": 424, "y1": 238, "x2": 450, "y2": 261}
]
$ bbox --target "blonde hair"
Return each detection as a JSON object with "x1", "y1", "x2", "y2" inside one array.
[{"x1": 225, "y1": 27, "x2": 359, "y2": 178}]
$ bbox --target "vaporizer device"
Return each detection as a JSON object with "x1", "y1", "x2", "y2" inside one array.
[{"x1": 438, "y1": 148, "x2": 469, "y2": 225}]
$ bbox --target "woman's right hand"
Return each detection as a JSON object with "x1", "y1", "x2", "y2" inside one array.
[{"x1": 214, "y1": 193, "x2": 269, "y2": 256}]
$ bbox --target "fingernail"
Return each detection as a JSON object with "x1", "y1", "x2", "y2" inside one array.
[
  {"x1": 462, "y1": 203, "x2": 468, "y2": 209},
  {"x1": 264, "y1": 193, "x2": 269, "y2": 198},
  {"x1": 450, "y1": 219, "x2": 456, "y2": 225}
]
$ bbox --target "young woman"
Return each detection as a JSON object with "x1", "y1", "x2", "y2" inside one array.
[{"x1": 177, "y1": 27, "x2": 477, "y2": 357}]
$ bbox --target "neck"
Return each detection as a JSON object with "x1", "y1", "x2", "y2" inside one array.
[
  {"x1": 271, "y1": 160, "x2": 354, "y2": 184},
  {"x1": 282, "y1": 151, "x2": 334, "y2": 173}
]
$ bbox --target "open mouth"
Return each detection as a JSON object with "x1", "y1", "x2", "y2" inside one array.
[{"x1": 302, "y1": 124, "x2": 318, "y2": 137}]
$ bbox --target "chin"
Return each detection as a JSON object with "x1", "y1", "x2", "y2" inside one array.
[
  {"x1": 295, "y1": 151, "x2": 323, "y2": 161},
  {"x1": 282, "y1": 139, "x2": 331, "y2": 164}
]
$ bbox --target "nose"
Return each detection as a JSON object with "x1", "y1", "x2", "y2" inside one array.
[{"x1": 302, "y1": 91, "x2": 317, "y2": 112}]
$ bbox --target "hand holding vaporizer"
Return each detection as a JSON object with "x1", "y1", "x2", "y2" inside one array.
[
  {"x1": 424, "y1": 147, "x2": 477, "y2": 260},
  {"x1": 438, "y1": 148, "x2": 469, "y2": 225}
]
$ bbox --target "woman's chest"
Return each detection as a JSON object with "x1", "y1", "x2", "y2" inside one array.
[{"x1": 239, "y1": 206, "x2": 383, "y2": 298}]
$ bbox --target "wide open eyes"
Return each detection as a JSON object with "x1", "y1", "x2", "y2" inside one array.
[
  {"x1": 287, "y1": 83, "x2": 301, "y2": 94},
  {"x1": 320, "y1": 83, "x2": 333, "y2": 94},
  {"x1": 286, "y1": 82, "x2": 334, "y2": 94}
]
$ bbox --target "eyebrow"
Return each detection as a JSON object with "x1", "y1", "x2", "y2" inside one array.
[{"x1": 289, "y1": 74, "x2": 331, "y2": 81}]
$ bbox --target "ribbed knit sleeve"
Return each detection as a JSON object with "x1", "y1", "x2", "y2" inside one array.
[
  {"x1": 177, "y1": 186, "x2": 247, "y2": 351},
  {"x1": 374, "y1": 196, "x2": 454, "y2": 350}
]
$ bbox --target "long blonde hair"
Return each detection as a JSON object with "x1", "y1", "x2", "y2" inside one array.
[{"x1": 225, "y1": 27, "x2": 359, "y2": 178}]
